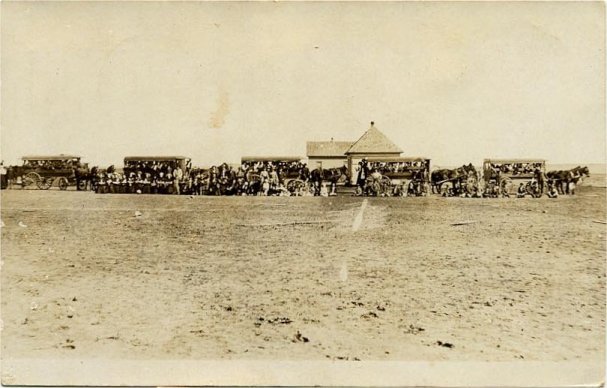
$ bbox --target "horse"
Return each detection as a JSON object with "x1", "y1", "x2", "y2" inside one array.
[
  {"x1": 567, "y1": 166, "x2": 590, "y2": 194},
  {"x1": 309, "y1": 166, "x2": 348, "y2": 196},
  {"x1": 5, "y1": 165, "x2": 24, "y2": 188},
  {"x1": 547, "y1": 166, "x2": 589, "y2": 195},
  {"x1": 322, "y1": 166, "x2": 349, "y2": 195},
  {"x1": 74, "y1": 163, "x2": 91, "y2": 191},
  {"x1": 87, "y1": 166, "x2": 100, "y2": 192},
  {"x1": 431, "y1": 163, "x2": 475, "y2": 194},
  {"x1": 309, "y1": 168, "x2": 323, "y2": 196}
]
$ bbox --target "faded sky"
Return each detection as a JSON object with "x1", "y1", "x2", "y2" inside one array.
[{"x1": 1, "y1": 1, "x2": 605, "y2": 167}]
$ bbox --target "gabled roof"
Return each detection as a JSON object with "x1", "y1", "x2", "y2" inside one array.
[
  {"x1": 346, "y1": 123, "x2": 403, "y2": 154},
  {"x1": 306, "y1": 141, "x2": 352, "y2": 157}
]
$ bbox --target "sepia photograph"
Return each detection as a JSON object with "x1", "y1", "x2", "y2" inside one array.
[{"x1": 1, "y1": 1, "x2": 605, "y2": 386}]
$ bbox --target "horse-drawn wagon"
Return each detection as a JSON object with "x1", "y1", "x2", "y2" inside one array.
[
  {"x1": 10, "y1": 155, "x2": 89, "y2": 191},
  {"x1": 482, "y1": 159, "x2": 546, "y2": 198},
  {"x1": 363, "y1": 157, "x2": 431, "y2": 196},
  {"x1": 122, "y1": 156, "x2": 192, "y2": 194},
  {"x1": 241, "y1": 156, "x2": 307, "y2": 195}
]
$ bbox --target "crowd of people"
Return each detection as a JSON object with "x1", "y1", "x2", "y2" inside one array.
[
  {"x1": 22, "y1": 159, "x2": 81, "y2": 170},
  {"x1": 94, "y1": 160, "x2": 315, "y2": 196},
  {"x1": 488, "y1": 162, "x2": 544, "y2": 176},
  {"x1": 482, "y1": 163, "x2": 562, "y2": 198},
  {"x1": 244, "y1": 160, "x2": 305, "y2": 176},
  {"x1": 366, "y1": 160, "x2": 429, "y2": 175},
  {"x1": 354, "y1": 158, "x2": 431, "y2": 197},
  {"x1": 2, "y1": 156, "x2": 587, "y2": 199}
]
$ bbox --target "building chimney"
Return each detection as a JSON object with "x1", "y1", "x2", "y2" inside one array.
[{"x1": 370, "y1": 121, "x2": 375, "y2": 127}]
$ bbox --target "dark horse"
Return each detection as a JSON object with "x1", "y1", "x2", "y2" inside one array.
[
  {"x1": 74, "y1": 163, "x2": 91, "y2": 191},
  {"x1": 5, "y1": 165, "x2": 25, "y2": 188},
  {"x1": 310, "y1": 166, "x2": 349, "y2": 196},
  {"x1": 431, "y1": 163, "x2": 476, "y2": 194},
  {"x1": 546, "y1": 166, "x2": 590, "y2": 195}
]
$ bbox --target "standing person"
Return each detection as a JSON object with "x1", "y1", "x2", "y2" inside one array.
[
  {"x1": 96, "y1": 172, "x2": 107, "y2": 194},
  {"x1": 299, "y1": 163, "x2": 310, "y2": 183},
  {"x1": 310, "y1": 165, "x2": 323, "y2": 196},
  {"x1": 207, "y1": 166, "x2": 218, "y2": 195},
  {"x1": 269, "y1": 166, "x2": 279, "y2": 192},
  {"x1": 259, "y1": 167, "x2": 270, "y2": 196},
  {"x1": 534, "y1": 167, "x2": 546, "y2": 196},
  {"x1": 174, "y1": 165, "x2": 183, "y2": 195},
  {"x1": 165, "y1": 172, "x2": 173, "y2": 194},
  {"x1": 107, "y1": 172, "x2": 115, "y2": 193},
  {"x1": 158, "y1": 171, "x2": 165, "y2": 194},
  {"x1": 143, "y1": 173, "x2": 151, "y2": 194},
  {"x1": 356, "y1": 159, "x2": 369, "y2": 192},
  {"x1": 369, "y1": 167, "x2": 382, "y2": 196},
  {"x1": 0, "y1": 161, "x2": 7, "y2": 190},
  {"x1": 151, "y1": 176, "x2": 158, "y2": 194}
]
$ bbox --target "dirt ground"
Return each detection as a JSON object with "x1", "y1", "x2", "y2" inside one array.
[{"x1": 1, "y1": 180, "x2": 605, "y2": 363}]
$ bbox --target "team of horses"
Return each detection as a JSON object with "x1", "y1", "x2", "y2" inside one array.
[
  {"x1": 546, "y1": 166, "x2": 590, "y2": 195},
  {"x1": 393, "y1": 163, "x2": 589, "y2": 198},
  {"x1": 430, "y1": 163, "x2": 478, "y2": 196}
]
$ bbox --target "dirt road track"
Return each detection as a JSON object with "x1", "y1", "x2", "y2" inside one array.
[{"x1": 1, "y1": 186, "x2": 605, "y2": 362}]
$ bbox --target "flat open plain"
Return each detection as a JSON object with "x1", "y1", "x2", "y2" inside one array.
[{"x1": 1, "y1": 182, "x2": 605, "y2": 363}]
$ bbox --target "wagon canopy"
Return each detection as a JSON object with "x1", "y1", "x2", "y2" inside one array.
[
  {"x1": 123, "y1": 156, "x2": 192, "y2": 173},
  {"x1": 483, "y1": 158, "x2": 546, "y2": 164},
  {"x1": 22, "y1": 155, "x2": 81, "y2": 161},
  {"x1": 365, "y1": 157, "x2": 430, "y2": 163},
  {"x1": 482, "y1": 158, "x2": 547, "y2": 184}
]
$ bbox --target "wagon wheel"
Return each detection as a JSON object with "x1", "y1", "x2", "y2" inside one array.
[
  {"x1": 44, "y1": 177, "x2": 55, "y2": 190},
  {"x1": 36, "y1": 176, "x2": 54, "y2": 190},
  {"x1": 286, "y1": 178, "x2": 305, "y2": 194},
  {"x1": 77, "y1": 179, "x2": 88, "y2": 191},
  {"x1": 58, "y1": 177, "x2": 69, "y2": 191},
  {"x1": 22, "y1": 172, "x2": 40, "y2": 189}
]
